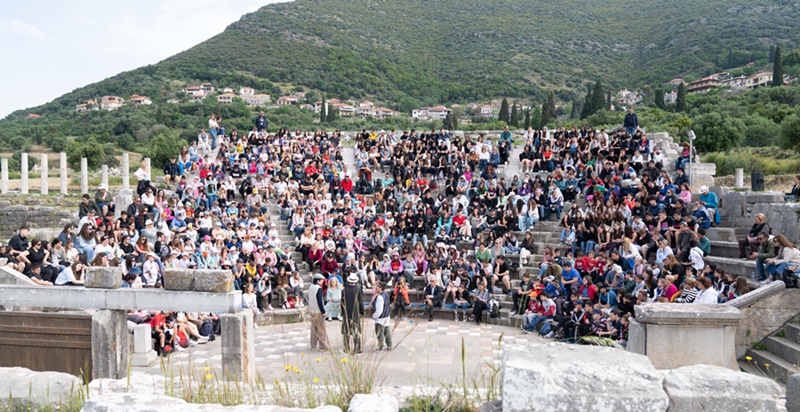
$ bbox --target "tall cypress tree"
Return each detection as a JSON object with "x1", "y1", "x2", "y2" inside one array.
[
  {"x1": 326, "y1": 104, "x2": 337, "y2": 123},
  {"x1": 769, "y1": 45, "x2": 776, "y2": 63},
  {"x1": 580, "y1": 84, "x2": 593, "y2": 119},
  {"x1": 531, "y1": 106, "x2": 542, "y2": 130},
  {"x1": 319, "y1": 94, "x2": 326, "y2": 123},
  {"x1": 676, "y1": 83, "x2": 687, "y2": 113},
  {"x1": 540, "y1": 91, "x2": 557, "y2": 128},
  {"x1": 655, "y1": 88, "x2": 666, "y2": 110},
  {"x1": 498, "y1": 98, "x2": 510, "y2": 123},
  {"x1": 606, "y1": 90, "x2": 612, "y2": 110},
  {"x1": 443, "y1": 112, "x2": 454, "y2": 130},
  {"x1": 773, "y1": 46, "x2": 784, "y2": 87},
  {"x1": 523, "y1": 108, "x2": 531, "y2": 129},
  {"x1": 509, "y1": 103, "x2": 519, "y2": 127},
  {"x1": 570, "y1": 99, "x2": 579, "y2": 119},
  {"x1": 452, "y1": 113, "x2": 459, "y2": 130},
  {"x1": 591, "y1": 81, "x2": 605, "y2": 115}
]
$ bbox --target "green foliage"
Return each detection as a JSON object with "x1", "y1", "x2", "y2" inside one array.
[
  {"x1": 773, "y1": 46, "x2": 784, "y2": 87},
  {"x1": 509, "y1": 103, "x2": 519, "y2": 127},
  {"x1": 692, "y1": 112, "x2": 745, "y2": 152},
  {"x1": 320, "y1": 94, "x2": 326, "y2": 124},
  {"x1": 530, "y1": 106, "x2": 542, "y2": 131},
  {"x1": 541, "y1": 92, "x2": 557, "y2": 128},
  {"x1": 498, "y1": 98, "x2": 509, "y2": 123},
  {"x1": 676, "y1": 83, "x2": 687, "y2": 113},
  {"x1": 523, "y1": 109, "x2": 531, "y2": 129},
  {"x1": 703, "y1": 147, "x2": 800, "y2": 176},
  {"x1": 144, "y1": 129, "x2": 187, "y2": 169},
  {"x1": 591, "y1": 81, "x2": 606, "y2": 115},
  {"x1": 655, "y1": 87, "x2": 666, "y2": 110},
  {"x1": 66, "y1": 137, "x2": 105, "y2": 169},
  {"x1": 779, "y1": 115, "x2": 800, "y2": 151}
]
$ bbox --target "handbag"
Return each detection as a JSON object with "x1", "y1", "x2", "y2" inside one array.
[{"x1": 783, "y1": 267, "x2": 798, "y2": 289}]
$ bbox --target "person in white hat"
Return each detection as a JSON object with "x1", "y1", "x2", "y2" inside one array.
[
  {"x1": 307, "y1": 273, "x2": 330, "y2": 351},
  {"x1": 341, "y1": 273, "x2": 364, "y2": 354},
  {"x1": 94, "y1": 183, "x2": 115, "y2": 217},
  {"x1": 698, "y1": 186, "x2": 719, "y2": 226}
]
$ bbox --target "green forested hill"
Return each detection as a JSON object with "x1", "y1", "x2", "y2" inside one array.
[
  {"x1": 2, "y1": 0, "x2": 800, "y2": 164},
  {"x1": 10, "y1": 0, "x2": 800, "y2": 117}
]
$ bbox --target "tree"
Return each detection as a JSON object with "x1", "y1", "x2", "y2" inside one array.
[
  {"x1": 655, "y1": 88, "x2": 666, "y2": 110},
  {"x1": 326, "y1": 104, "x2": 337, "y2": 123},
  {"x1": 773, "y1": 46, "x2": 784, "y2": 87},
  {"x1": 769, "y1": 45, "x2": 776, "y2": 63},
  {"x1": 676, "y1": 83, "x2": 687, "y2": 113},
  {"x1": 540, "y1": 91, "x2": 557, "y2": 128},
  {"x1": 530, "y1": 106, "x2": 542, "y2": 130},
  {"x1": 692, "y1": 112, "x2": 745, "y2": 152},
  {"x1": 451, "y1": 113, "x2": 459, "y2": 130},
  {"x1": 498, "y1": 98, "x2": 510, "y2": 123},
  {"x1": 606, "y1": 90, "x2": 612, "y2": 110},
  {"x1": 509, "y1": 103, "x2": 519, "y2": 127},
  {"x1": 579, "y1": 84, "x2": 593, "y2": 119},
  {"x1": 320, "y1": 94, "x2": 327, "y2": 123},
  {"x1": 443, "y1": 112, "x2": 454, "y2": 130},
  {"x1": 523, "y1": 108, "x2": 531, "y2": 129},
  {"x1": 144, "y1": 130, "x2": 187, "y2": 169},
  {"x1": 569, "y1": 99, "x2": 579, "y2": 119},
  {"x1": 591, "y1": 81, "x2": 606, "y2": 115},
  {"x1": 727, "y1": 49, "x2": 733, "y2": 68},
  {"x1": 779, "y1": 114, "x2": 800, "y2": 151}
]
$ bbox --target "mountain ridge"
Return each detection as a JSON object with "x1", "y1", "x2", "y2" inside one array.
[{"x1": 5, "y1": 0, "x2": 800, "y2": 119}]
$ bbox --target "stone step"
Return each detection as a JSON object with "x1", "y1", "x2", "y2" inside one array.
[
  {"x1": 745, "y1": 349, "x2": 800, "y2": 383},
  {"x1": 784, "y1": 323, "x2": 800, "y2": 346},
  {"x1": 710, "y1": 241, "x2": 742, "y2": 258},
  {"x1": 703, "y1": 256, "x2": 756, "y2": 278},
  {"x1": 763, "y1": 336, "x2": 800, "y2": 366}
]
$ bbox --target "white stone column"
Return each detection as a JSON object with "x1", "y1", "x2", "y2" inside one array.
[
  {"x1": 121, "y1": 153, "x2": 130, "y2": 190},
  {"x1": 80, "y1": 158, "x2": 88, "y2": 195},
  {"x1": 735, "y1": 168, "x2": 744, "y2": 189},
  {"x1": 101, "y1": 164, "x2": 108, "y2": 189},
  {"x1": 144, "y1": 158, "x2": 151, "y2": 182},
  {"x1": 59, "y1": 152, "x2": 68, "y2": 195},
  {"x1": 131, "y1": 324, "x2": 157, "y2": 367},
  {"x1": 1, "y1": 158, "x2": 7, "y2": 195},
  {"x1": 40, "y1": 154, "x2": 48, "y2": 195},
  {"x1": 20, "y1": 153, "x2": 28, "y2": 195}
]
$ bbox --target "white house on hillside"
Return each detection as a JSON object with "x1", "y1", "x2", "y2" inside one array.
[
  {"x1": 240, "y1": 87, "x2": 255, "y2": 96},
  {"x1": 217, "y1": 93, "x2": 236, "y2": 104}
]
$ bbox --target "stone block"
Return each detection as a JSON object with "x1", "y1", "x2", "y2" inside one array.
[
  {"x1": 635, "y1": 303, "x2": 741, "y2": 370},
  {"x1": 0, "y1": 367, "x2": 82, "y2": 411},
  {"x1": 746, "y1": 191, "x2": 784, "y2": 204},
  {"x1": 85, "y1": 266, "x2": 123, "y2": 289},
  {"x1": 348, "y1": 394, "x2": 399, "y2": 412},
  {"x1": 91, "y1": 309, "x2": 129, "y2": 379},
  {"x1": 788, "y1": 374, "x2": 800, "y2": 412},
  {"x1": 220, "y1": 311, "x2": 255, "y2": 382},
  {"x1": 131, "y1": 324, "x2": 157, "y2": 367},
  {"x1": 627, "y1": 317, "x2": 646, "y2": 355},
  {"x1": 502, "y1": 343, "x2": 669, "y2": 412},
  {"x1": 192, "y1": 269, "x2": 233, "y2": 293},
  {"x1": 704, "y1": 227, "x2": 735, "y2": 242},
  {"x1": 82, "y1": 392, "x2": 342, "y2": 411},
  {"x1": 689, "y1": 175, "x2": 715, "y2": 193},
  {"x1": 663, "y1": 364, "x2": 785, "y2": 412},
  {"x1": 163, "y1": 269, "x2": 194, "y2": 291}
]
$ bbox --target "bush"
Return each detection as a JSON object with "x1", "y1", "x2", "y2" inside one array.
[
  {"x1": 779, "y1": 115, "x2": 800, "y2": 152},
  {"x1": 143, "y1": 129, "x2": 187, "y2": 169},
  {"x1": 692, "y1": 112, "x2": 745, "y2": 152},
  {"x1": 103, "y1": 155, "x2": 120, "y2": 168},
  {"x1": 66, "y1": 137, "x2": 105, "y2": 169}
]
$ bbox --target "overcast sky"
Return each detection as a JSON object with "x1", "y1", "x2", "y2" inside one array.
[{"x1": 0, "y1": 0, "x2": 289, "y2": 118}]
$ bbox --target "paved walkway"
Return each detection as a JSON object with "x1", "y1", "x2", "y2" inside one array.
[{"x1": 135, "y1": 319, "x2": 546, "y2": 386}]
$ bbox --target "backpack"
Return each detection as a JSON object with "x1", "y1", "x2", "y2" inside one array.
[
  {"x1": 199, "y1": 321, "x2": 214, "y2": 339},
  {"x1": 783, "y1": 267, "x2": 798, "y2": 289},
  {"x1": 284, "y1": 296, "x2": 297, "y2": 309},
  {"x1": 489, "y1": 299, "x2": 501, "y2": 318}
]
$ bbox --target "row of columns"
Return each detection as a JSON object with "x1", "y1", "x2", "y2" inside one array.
[{"x1": 0, "y1": 152, "x2": 138, "y2": 195}]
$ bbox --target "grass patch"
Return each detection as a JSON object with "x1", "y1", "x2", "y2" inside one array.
[{"x1": 702, "y1": 146, "x2": 800, "y2": 176}]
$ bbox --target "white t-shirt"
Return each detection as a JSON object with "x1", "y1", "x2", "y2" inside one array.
[{"x1": 55, "y1": 267, "x2": 77, "y2": 285}]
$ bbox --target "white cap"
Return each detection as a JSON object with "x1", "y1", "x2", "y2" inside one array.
[{"x1": 98, "y1": 183, "x2": 107, "y2": 190}]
